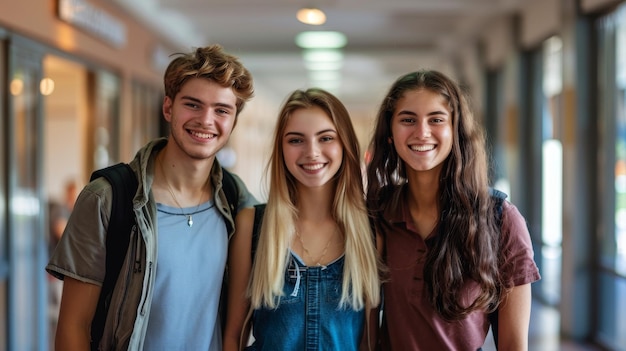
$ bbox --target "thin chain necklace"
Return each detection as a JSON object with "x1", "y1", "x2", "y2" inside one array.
[
  {"x1": 159, "y1": 155, "x2": 206, "y2": 227},
  {"x1": 296, "y1": 227, "x2": 337, "y2": 268}
]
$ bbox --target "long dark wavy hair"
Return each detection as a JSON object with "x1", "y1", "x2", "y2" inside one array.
[{"x1": 365, "y1": 70, "x2": 504, "y2": 320}]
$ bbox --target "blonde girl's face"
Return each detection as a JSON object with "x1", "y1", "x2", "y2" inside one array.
[
  {"x1": 282, "y1": 106, "x2": 343, "y2": 189},
  {"x1": 390, "y1": 88, "x2": 453, "y2": 176}
]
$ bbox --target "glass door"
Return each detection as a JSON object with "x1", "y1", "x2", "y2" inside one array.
[
  {"x1": 596, "y1": 6, "x2": 626, "y2": 348},
  {"x1": 539, "y1": 36, "x2": 564, "y2": 306},
  {"x1": 0, "y1": 27, "x2": 8, "y2": 351},
  {"x1": 7, "y1": 37, "x2": 47, "y2": 351}
]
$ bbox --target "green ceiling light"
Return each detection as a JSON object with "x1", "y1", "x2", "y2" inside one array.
[
  {"x1": 297, "y1": 31, "x2": 346, "y2": 91},
  {"x1": 302, "y1": 49, "x2": 344, "y2": 63},
  {"x1": 295, "y1": 31, "x2": 347, "y2": 49}
]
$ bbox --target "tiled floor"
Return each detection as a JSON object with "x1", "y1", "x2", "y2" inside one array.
[{"x1": 481, "y1": 299, "x2": 603, "y2": 351}]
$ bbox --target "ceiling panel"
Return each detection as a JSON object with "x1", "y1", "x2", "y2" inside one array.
[{"x1": 112, "y1": 0, "x2": 521, "y2": 115}]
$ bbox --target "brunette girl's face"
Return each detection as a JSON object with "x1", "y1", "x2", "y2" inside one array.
[
  {"x1": 282, "y1": 106, "x2": 343, "y2": 189},
  {"x1": 390, "y1": 88, "x2": 453, "y2": 176}
]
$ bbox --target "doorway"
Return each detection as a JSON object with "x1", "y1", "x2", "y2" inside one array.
[{"x1": 41, "y1": 54, "x2": 88, "y2": 349}]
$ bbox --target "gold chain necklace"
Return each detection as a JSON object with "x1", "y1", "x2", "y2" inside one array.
[
  {"x1": 296, "y1": 227, "x2": 337, "y2": 267},
  {"x1": 159, "y1": 155, "x2": 206, "y2": 227}
]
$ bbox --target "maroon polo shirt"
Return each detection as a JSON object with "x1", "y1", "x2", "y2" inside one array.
[{"x1": 379, "y1": 198, "x2": 541, "y2": 350}]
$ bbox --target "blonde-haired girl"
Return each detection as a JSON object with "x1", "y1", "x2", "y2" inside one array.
[{"x1": 224, "y1": 88, "x2": 381, "y2": 351}]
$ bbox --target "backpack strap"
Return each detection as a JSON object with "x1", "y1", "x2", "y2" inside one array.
[
  {"x1": 487, "y1": 187, "x2": 507, "y2": 350},
  {"x1": 88, "y1": 163, "x2": 138, "y2": 351},
  {"x1": 251, "y1": 204, "x2": 266, "y2": 261},
  {"x1": 489, "y1": 187, "x2": 507, "y2": 217},
  {"x1": 221, "y1": 168, "x2": 240, "y2": 234}
]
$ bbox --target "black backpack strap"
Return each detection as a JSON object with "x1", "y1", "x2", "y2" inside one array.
[
  {"x1": 88, "y1": 163, "x2": 138, "y2": 350},
  {"x1": 489, "y1": 188, "x2": 507, "y2": 218},
  {"x1": 487, "y1": 187, "x2": 507, "y2": 349},
  {"x1": 251, "y1": 204, "x2": 266, "y2": 261},
  {"x1": 218, "y1": 167, "x2": 243, "y2": 328},
  {"x1": 221, "y1": 168, "x2": 241, "y2": 233}
]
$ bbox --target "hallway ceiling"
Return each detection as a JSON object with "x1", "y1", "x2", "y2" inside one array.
[{"x1": 113, "y1": 0, "x2": 521, "y2": 114}]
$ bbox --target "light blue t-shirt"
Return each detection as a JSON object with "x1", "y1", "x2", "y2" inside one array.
[{"x1": 144, "y1": 200, "x2": 228, "y2": 351}]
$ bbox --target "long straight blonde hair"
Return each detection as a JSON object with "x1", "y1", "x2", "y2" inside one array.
[{"x1": 248, "y1": 88, "x2": 380, "y2": 310}]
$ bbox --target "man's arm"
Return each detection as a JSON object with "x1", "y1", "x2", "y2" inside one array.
[
  {"x1": 55, "y1": 277, "x2": 101, "y2": 350},
  {"x1": 223, "y1": 208, "x2": 255, "y2": 351}
]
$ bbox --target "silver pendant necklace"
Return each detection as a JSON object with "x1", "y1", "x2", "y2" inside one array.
[
  {"x1": 187, "y1": 215, "x2": 193, "y2": 227},
  {"x1": 159, "y1": 155, "x2": 205, "y2": 227}
]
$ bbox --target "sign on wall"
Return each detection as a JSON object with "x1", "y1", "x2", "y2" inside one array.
[{"x1": 57, "y1": 0, "x2": 127, "y2": 48}]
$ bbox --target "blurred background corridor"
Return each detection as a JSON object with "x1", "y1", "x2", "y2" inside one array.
[{"x1": 0, "y1": 0, "x2": 625, "y2": 349}]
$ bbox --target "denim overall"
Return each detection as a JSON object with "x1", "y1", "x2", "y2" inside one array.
[{"x1": 247, "y1": 253, "x2": 364, "y2": 351}]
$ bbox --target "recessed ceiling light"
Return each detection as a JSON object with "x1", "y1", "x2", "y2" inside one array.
[
  {"x1": 302, "y1": 49, "x2": 344, "y2": 63},
  {"x1": 297, "y1": 7, "x2": 326, "y2": 25},
  {"x1": 296, "y1": 31, "x2": 347, "y2": 49}
]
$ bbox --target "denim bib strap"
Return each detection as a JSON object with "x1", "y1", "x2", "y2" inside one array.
[
  {"x1": 251, "y1": 254, "x2": 362, "y2": 351},
  {"x1": 290, "y1": 260, "x2": 303, "y2": 297}
]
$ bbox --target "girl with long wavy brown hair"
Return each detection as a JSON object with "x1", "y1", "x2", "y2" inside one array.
[{"x1": 366, "y1": 70, "x2": 540, "y2": 350}]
